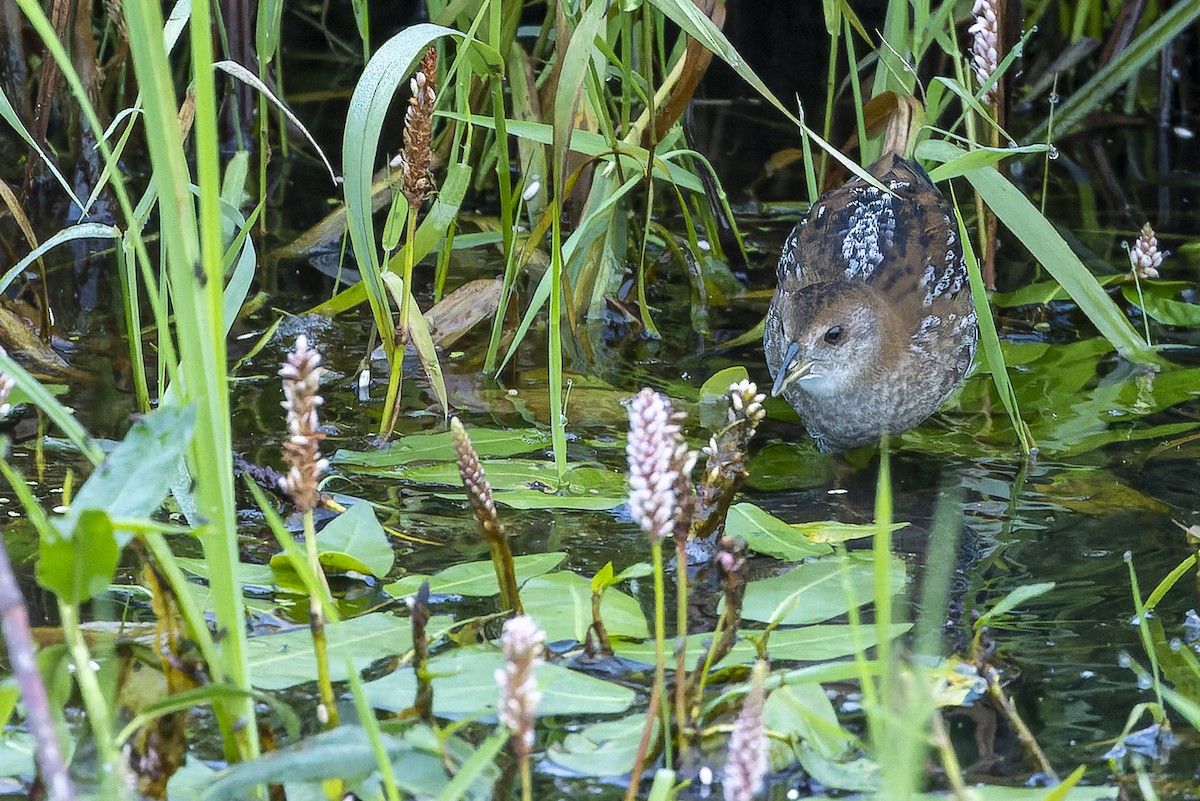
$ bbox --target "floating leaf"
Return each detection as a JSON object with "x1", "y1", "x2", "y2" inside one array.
[
  {"x1": 384, "y1": 553, "x2": 566, "y2": 599},
  {"x1": 333, "y1": 428, "x2": 551, "y2": 469},
  {"x1": 727, "y1": 503, "x2": 833, "y2": 560},
  {"x1": 521, "y1": 572, "x2": 649, "y2": 643},
  {"x1": 245, "y1": 613, "x2": 425, "y2": 690},
  {"x1": 362, "y1": 647, "x2": 635, "y2": 717},
  {"x1": 737, "y1": 555, "x2": 905, "y2": 626},
  {"x1": 544, "y1": 714, "x2": 655, "y2": 777},
  {"x1": 270, "y1": 502, "x2": 394, "y2": 579}
]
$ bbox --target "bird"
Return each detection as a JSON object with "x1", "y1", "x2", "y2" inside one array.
[{"x1": 763, "y1": 153, "x2": 979, "y2": 452}]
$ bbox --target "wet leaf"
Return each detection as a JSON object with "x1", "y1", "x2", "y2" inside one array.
[
  {"x1": 737, "y1": 555, "x2": 905, "y2": 625},
  {"x1": 766, "y1": 683, "x2": 852, "y2": 759},
  {"x1": 612, "y1": 623, "x2": 911, "y2": 666},
  {"x1": 37, "y1": 509, "x2": 119, "y2": 605},
  {"x1": 699, "y1": 366, "x2": 749, "y2": 430},
  {"x1": 1122, "y1": 284, "x2": 1200, "y2": 327},
  {"x1": 333, "y1": 428, "x2": 550, "y2": 469},
  {"x1": 727, "y1": 503, "x2": 833, "y2": 560},
  {"x1": 58, "y1": 404, "x2": 197, "y2": 543},
  {"x1": 383, "y1": 552, "x2": 566, "y2": 598},
  {"x1": 270, "y1": 502, "x2": 393, "y2": 579},
  {"x1": 794, "y1": 520, "x2": 908, "y2": 544},
  {"x1": 200, "y1": 725, "x2": 497, "y2": 801},
  {"x1": 245, "y1": 613, "x2": 426, "y2": 691},
  {"x1": 362, "y1": 647, "x2": 635, "y2": 717},
  {"x1": 544, "y1": 714, "x2": 654, "y2": 777},
  {"x1": 521, "y1": 572, "x2": 649, "y2": 642}
]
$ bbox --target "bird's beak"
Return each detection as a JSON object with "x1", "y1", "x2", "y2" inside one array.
[{"x1": 771, "y1": 341, "x2": 813, "y2": 396}]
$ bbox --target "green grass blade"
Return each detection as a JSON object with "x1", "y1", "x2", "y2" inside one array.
[
  {"x1": 0, "y1": 85, "x2": 83, "y2": 208},
  {"x1": 0, "y1": 223, "x2": 120, "y2": 293},
  {"x1": 1026, "y1": 0, "x2": 1200, "y2": 143},
  {"x1": 921, "y1": 140, "x2": 1154, "y2": 364},
  {"x1": 344, "y1": 24, "x2": 464, "y2": 360}
]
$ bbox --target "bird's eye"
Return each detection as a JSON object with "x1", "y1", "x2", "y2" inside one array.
[{"x1": 823, "y1": 326, "x2": 844, "y2": 345}]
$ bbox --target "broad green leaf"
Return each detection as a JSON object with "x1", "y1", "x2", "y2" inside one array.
[
  {"x1": 544, "y1": 714, "x2": 656, "y2": 777},
  {"x1": 37, "y1": 509, "x2": 120, "y2": 605},
  {"x1": 57, "y1": 404, "x2": 196, "y2": 543},
  {"x1": 613, "y1": 623, "x2": 911, "y2": 667},
  {"x1": 383, "y1": 552, "x2": 566, "y2": 598},
  {"x1": 176, "y1": 557, "x2": 277, "y2": 590},
  {"x1": 727, "y1": 503, "x2": 833, "y2": 560},
  {"x1": 363, "y1": 647, "x2": 635, "y2": 717},
  {"x1": 737, "y1": 555, "x2": 905, "y2": 626},
  {"x1": 793, "y1": 520, "x2": 907, "y2": 545},
  {"x1": 766, "y1": 683, "x2": 852, "y2": 759},
  {"x1": 245, "y1": 613, "x2": 425, "y2": 690},
  {"x1": 333, "y1": 428, "x2": 550, "y2": 468},
  {"x1": 1122, "y1": 284, "x2": 1200, "y2": 327},
  {"x1": 699, "y1": 366, "x2": 749, "y2": 431},
  {"x1": 920, "y1": 140, "x2": 1153, "y2": 364},
  {"x1": 270, "y1": 501, "x2": 394, "y2": 579},
  {"x1": 521, "y1": 572, "x2": 649, "y2": 643},
  {"x1": 200, "y1": 725, "x2": 497, "y2": 801}
]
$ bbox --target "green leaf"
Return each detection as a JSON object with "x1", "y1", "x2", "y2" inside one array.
[
  {"x1": 544, "y1": 714, "x2": 655, "y2": 777},
  {"x1": 737, "y1": 555, "x2": 905, "y2": 625},
  {"x1": 1122, "y1": 284, "x2": 1200, "y2": 327},
  {"x1": 36, "y1": 509, "x2": 120, "y2": 605},
  {"x1": 200, "y1": 725, "x2": 498, "y2": 801},
  {"x1": 333, "y1": 428, "x2": 551, "y2": 468},
  {"x1": 727, "y1": 503, "x2": 833, "y2": 560},
  {"x1": 270, "y1": 502, "x2": 394, "y2": 579},
  {"x1": 384, "y1": 553, "x2": 566, "y2": 598},
  {"x1": 613, "y1": 623, "x2": 911, "y2": 667},
  {"x1": 245, "y1": 613, "x2": 424, "y2": 690},
  {"x1": 920, "y1": 140, "x2": 1154, "y2": 364},
  {"x1": 766, "y1": 683, "x2": 852, "y2": 759},
  {"x1": 698, "y1": 366, "x2": 749, "y2": 431},
  {"x1": 975, "y1": 582, "x2": 1055, "y2": 628},
  {"x1": 521, "y1": 572, "x2": 649, "y2": 643},
  {"x1": 58, "y1": 404, "x2": 197, "y2": 542},
  {"x1": 363, "y1": 647, "x2": 635, "y2": 717}
]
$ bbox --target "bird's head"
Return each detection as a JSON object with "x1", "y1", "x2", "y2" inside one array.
[{"x1": 768, "y1": 281, "x2": 894, "y2": 398}]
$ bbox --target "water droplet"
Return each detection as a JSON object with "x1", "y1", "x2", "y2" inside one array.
[
  {"x1": 1048, "y1": 145, "x2": 1059, "y2": 160},
  {"x1": 1007, "y1": 140, "x2": 1019, "y2": 149},
  {"x1": 1048, "y1": 92, "x2": 1059, "y2": 105},
  {"x1": 1117, "y1": 652, "x2": 1133, "y2": 668},
  {"x1": 1169, "y1": 638, "x2": 1183, "y2": 652},
  {"x1": 1137, "y1": 674, "x2": 1153, "y2": 690}
]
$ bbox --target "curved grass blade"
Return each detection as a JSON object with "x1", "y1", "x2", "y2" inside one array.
[
  {"x1": 1025, "y1": 0, "x2": 1200, "y2": 143},
  {"x1": 921, "y1": 140, "x2": 1154, "y2": 365},
  {"x1": 0, "y1": 223, "x2": 120, "y2": 294},
  {"x1": 214, "y1": 60, "x2": 338, "y2": 184},
  {"x1": 344, "y1": 24, "x2": 464, "y2": 360},
  {"x1": 0, "y1": 86, "x2": 83, "y2": 209}
]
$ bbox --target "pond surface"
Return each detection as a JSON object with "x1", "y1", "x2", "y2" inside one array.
[{"x1": 5, "y1": 17, "x2": 1200, "y2": 798}]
